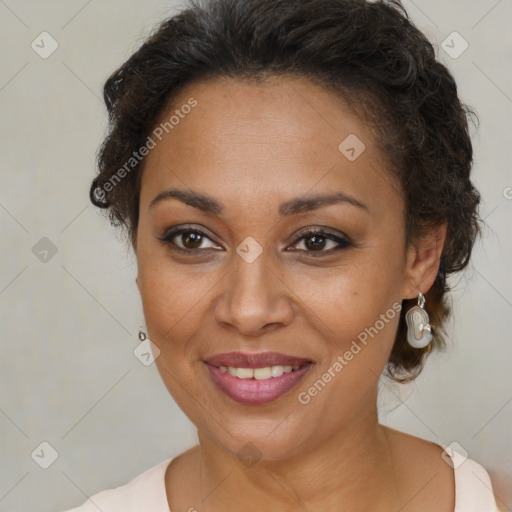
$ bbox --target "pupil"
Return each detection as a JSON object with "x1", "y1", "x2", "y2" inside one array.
[
  {"x1": 184, "y1": 233, "x2": 202, "y2": 248},
  {"x1": 306, "y1": 235, "x2": 325, "y2": 251}
]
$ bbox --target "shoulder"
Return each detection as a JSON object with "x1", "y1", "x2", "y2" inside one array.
[
  {"x1": 441, "y1": 445, "x2": 499, "y2": 512},
  {"x1": 59, "y1": 457, "x2": 173, "y2": 512},
  {"x1": 382, "y1": 426, "x2": 499, "y2": 512}
]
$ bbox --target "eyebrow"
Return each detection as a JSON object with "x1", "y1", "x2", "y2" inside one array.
[{"x1": 149, "y1": 188, "x2": 369, "y2": 216}]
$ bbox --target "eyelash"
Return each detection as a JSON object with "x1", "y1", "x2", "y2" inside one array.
[{"x1": 156, "y1": 225, "x2": 353, "y2": 257}]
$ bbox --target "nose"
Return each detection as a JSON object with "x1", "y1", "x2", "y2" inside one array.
[{"x1": 212, "y1": 250, "x2": 294, "y2": 337}]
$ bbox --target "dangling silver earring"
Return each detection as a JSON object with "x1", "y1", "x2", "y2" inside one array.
[
  {"x1": 405, "y1": 292, "x2": 433, "y2": 349},
  {"x1": 138, "y1": 329, "x2": 147, "y2": 342}
]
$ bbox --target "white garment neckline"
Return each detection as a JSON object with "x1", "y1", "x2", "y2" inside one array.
[{"x1": 153, "y1": 444, "x2": 496, "y2": 512}]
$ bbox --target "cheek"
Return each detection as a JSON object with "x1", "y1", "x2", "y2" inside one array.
[
  {"x1": 136, "y1": 215, "x2": 214, "y2": 339},
  {"x1": 289, "y1": 262, "x2": 403, "y2": 434},
  {"x1": 136, "y1": 251, "x2": 215, "y2": 423},
  {"x1": 286, "y1": 248, "x2": 404, "y2": 343},
  {"x1": 283, "y1": 245, "x2": 406, "y2": 415},
  {"x1": 137, "y1": 256, "x2": 212, "y2": 351}
]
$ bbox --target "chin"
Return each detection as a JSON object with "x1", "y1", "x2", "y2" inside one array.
[
  {"x1": 216, "y1": 431, "x2": 310, "y2": 464},
  {"x1": 196, "y1": 408, "x2": 319, "y2": 464}
]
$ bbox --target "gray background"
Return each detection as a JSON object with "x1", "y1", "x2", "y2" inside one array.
[{"x1": 0, "y1": 1, "x2": 511, "y2": 511}]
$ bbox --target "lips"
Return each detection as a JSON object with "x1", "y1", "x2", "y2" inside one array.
[
  {"x1": 204, "y1": 351, "x2": 313, "y2": 405},
  {"x1": 205, "y1": 351, "x2": 311, "y2": 369}
]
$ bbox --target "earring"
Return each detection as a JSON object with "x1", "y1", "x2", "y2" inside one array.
[
  {"x1": 405, "y1": 292, "x2": 433, "y2": 349},
  {"x1": 138, "y1": 329, "x2": 147, "y2": 342}
]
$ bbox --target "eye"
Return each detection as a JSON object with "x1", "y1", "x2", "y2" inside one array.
[
  {"x1": 288, "y1": 228, "x2": 352, "y2": 255},
  {"x1": 156, "y1": 225, "x2": 221, "y2": 252},
  {"x1": 156, "y1": 225, "x2": 352, "y2": 256}
]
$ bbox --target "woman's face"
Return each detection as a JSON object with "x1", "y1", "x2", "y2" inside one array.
[{"x1": 136, "y1": 75, "x2": 420, "y2": 461}]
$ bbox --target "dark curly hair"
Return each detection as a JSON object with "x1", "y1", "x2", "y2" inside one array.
[{"x1": 90, "y1": 0, "x2": 481, "y2": 382}]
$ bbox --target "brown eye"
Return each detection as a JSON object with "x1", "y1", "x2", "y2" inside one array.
[
  {"x1": 156, "y1": 226, "x2": 221, "y2": 253},
  {"x1": 304, "y1": 234, "x2": 328, "y2": 251},
  {"x1": 290, "y1": 228, "x2": 352, "y2": 255},
  {"x1": 180, "y1": 232, "x2": 204, "y2": 249}
]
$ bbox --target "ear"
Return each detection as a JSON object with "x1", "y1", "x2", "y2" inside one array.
[{"x1": 401, "y1": 222, "x2": 448, "y2": 300}]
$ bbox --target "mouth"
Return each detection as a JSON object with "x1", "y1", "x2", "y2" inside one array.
[{"x1": 204, "y1": 351, "x2": 313, "y2": 405}]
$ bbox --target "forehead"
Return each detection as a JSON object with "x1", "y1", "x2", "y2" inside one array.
[
  {"x1": 156, "y1": 74, "x2": 368, "y2": 155},
  {"x1": 140, "y1": 75, "x2": 402, "y2": 216}
]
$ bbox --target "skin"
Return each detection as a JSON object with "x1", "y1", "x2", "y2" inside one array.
[{"x1": 135, "y1": 75, "x2": 452, "y2": 511}]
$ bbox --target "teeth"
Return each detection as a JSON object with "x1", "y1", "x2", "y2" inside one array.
[
  {"x1": 218, "y1": 364, "x2": 302, "y2": 379},
  {"x1": 271, "y1": 365, "x2": 284, "y2": 377},
  {"x1": 254, "y1": 367, "x2": 272, "y2": 380},
  {"x1": 237, "y1": 367, "x2": 254, "y2": 379}
]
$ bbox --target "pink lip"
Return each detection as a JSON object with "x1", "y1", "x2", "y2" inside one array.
[{"x1": 204, "y1": 352, "x2": 313, "y2": 405}]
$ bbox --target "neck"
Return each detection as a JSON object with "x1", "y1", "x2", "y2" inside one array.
[{"x1": 193, "y1": 390, "x2": 401, "y2": 511}]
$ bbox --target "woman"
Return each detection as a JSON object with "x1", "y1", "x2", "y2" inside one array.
[{"x1": 63, "y1": 0, "x2": 499, "y2": 510}]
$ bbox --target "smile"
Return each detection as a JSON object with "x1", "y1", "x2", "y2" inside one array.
[
  {"x1": 204, "y1": 352, "x2": 313, "y2": 405},
  {"x1": 218, "y1": 365, "x2": 300, "y2": 379}
]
